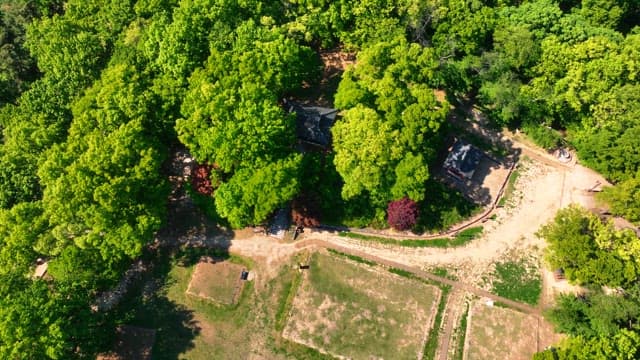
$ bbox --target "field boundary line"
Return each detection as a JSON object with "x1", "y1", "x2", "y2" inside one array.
[{"x1": 296, "y1": 239, "x2": 541, "y2": 316}]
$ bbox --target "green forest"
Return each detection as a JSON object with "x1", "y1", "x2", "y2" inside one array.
[{"x1": 1, "y1": 0, "x2": 640, "y2": 358}]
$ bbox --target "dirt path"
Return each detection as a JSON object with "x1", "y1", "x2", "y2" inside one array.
[
  {"x1": 296, "y1": 162, "x2": 557, "y2": 274},
  {"x1": 230, "y1": 236, "x2": 540, "y2": 315},
  {"x1": 226, "y1": 117, "x2": 610, "y2": 358},
  {"x1": 436, "y1": 288, "x2": 466, "y2": 360},
  {"x1": 147, "y1": 106, "x2": 610, "y2": 358}
]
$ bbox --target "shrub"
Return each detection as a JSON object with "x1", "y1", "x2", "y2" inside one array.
[
  {"x1": 521, "y1": 122, "x2": 563, "y2": 150},
  {"x1": 387, "y1": 197, "x2": 418, "y2": 230},
  {"x1": 191, "y1": 164, "x2": 214, "y2": 195},
  {"x1": 291, "y1": 193, "x2": 321, "y2": 227}
]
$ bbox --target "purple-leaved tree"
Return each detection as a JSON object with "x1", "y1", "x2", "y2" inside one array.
[{"x1": 387, "y1": 197, "x2": 418, "y2": 231}]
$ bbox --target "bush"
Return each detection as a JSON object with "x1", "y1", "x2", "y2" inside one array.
[
  {"x1": 417, "y1": 180, "x2": 479, "y2": 232},
  {"x1": 521, "y1": 122, "x2": 563, "y2": 150},
  {"x1": 387, "y1": 197, "x2": 418, "y2": 231},
  {"x1": 191, "y1": 164, "x2": 214, "y2": 195},
  {"x1": 291, "y1": 193, "x2": 321, "y2": 227}
]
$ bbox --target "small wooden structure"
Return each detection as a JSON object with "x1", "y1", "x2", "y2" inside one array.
[
  {"x1": 33, "y1": 258, "x2": 48, "y2": 279},
  {"x1": 443, "y1": 139, "x2": 483, "y2": 181},
  {"x1": 553, "y1": 268, "x2": 565, "y2": 281}
]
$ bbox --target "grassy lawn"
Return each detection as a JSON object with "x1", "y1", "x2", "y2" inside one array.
[
  {"x1": 491, "y1": 258, "x2": 542, "y2": 305},
  {"x1": 126, "y1": 254, "x2": 256, "y2": 359},
  {"x1": 119, "y1": 249, "x2": 281, "y2": 360},
  {"x1": 185, "y1": 260, "x2": 246, "y2": 305},
  {"x1": 117, "y1": 247, "x2": 337, "y2": 360},
  {"x1": 339, "y1": 226, "x2": 484, "y2": 248},
  {"x1": 283, "y1": 252, "x2": 441, "y2": 359},
  {"x1": 383, "y1": 265, "x2": 452, "y2": 360}
]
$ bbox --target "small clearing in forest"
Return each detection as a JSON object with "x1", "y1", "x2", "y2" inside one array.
[
  {"x1": 282, "y1": 251, "x2": 441, "y2": 359},
  {"x1": 186, "y1": 258, "x2": 246, "y2": 305}
]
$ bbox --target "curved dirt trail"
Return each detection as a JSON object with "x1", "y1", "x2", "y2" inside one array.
[
  {"x1": 226, "y1": 112, "x2": 611, "y2": 359},
  {"x1": 228, "y1": 155, "x2": 607, "y2": 360},
  {"x1": 230, "y1": 236, "x2": 539, "y2": 315}
]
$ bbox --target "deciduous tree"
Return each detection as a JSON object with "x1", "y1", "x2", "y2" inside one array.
[
  {"x1": 214, "y1": 155, "x2": 302, "y2": 228},
  {"x1": 387, "y1": 197, "x2": 419, "y2": 231}
]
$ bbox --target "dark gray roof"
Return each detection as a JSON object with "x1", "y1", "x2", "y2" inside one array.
[
  {"x1": 443, "y1": 140, "x2": 483, "y2": 180},
  {"x1": 285, "y1": 100, "x2": 338, "y2": 147}
]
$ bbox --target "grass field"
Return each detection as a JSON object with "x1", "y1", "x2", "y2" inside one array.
[
  {"x1": 123, "y1": 248, "x2": 335, "y2": 360},
  {"x1": 339, "y1": 226, "x2": 484, "y2": 248},
  {"x1": 464, "y1": 301, "x2": 540, "y2": 360},
  {"x1": 283, "y1": 252, "x2": 441, "y2": 359},
  {"x1": 491, "y1": 258, "x2": 541, "y2": 305},
  {"x1": 123, "y1": 251, "x2": 261, "y2": 360}
]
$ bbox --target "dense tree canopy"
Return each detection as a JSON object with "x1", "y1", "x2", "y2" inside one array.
[
  {"x1": 534, "y1": 329, "x2": 640, "y2": 360},
  {"x1": 333, "y1": 37, "x2": 447, "y2": 212},
  {"x1": 537, "y1": 205, "x2": 640, "y2": 288},
  {"x1": 1, "y1": 0, "x2": 640, "y2": 357},
  {"x1": 538, "y1": 206, "x2": 640, "y2": 358}
]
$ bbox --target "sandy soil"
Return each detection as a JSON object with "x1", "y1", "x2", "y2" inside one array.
[
  {"x1": 151, "y1": 104, "x2": 614, "y2": 359},
  {"x1": 282, "y1": 252, "x2": 440, "y2": 360},
  {"x1": 186, "y1": 260, "x2": 245, "y2": 305},
  {"x1": 464, "y1": 301, "x2": 563, "y2": 360}
]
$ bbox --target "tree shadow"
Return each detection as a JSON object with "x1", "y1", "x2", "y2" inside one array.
[
  {"x1": 292, "y1": 47, "x2": 355, "y2": 107},
  {"x1": 155, "y1": 146, "x2": 234, "y2": 249},
  {"x1": 95, "y1": 145, "x2": 240, "y2": 359},
  {"x1": 134, "y1": 292, "x2": 200, "y2": 359},
  {"x1": 107, "y1": 244, "x2": 234, "y2": 360},
  {"x1": 417, "y1": 179, "x2": 480, "y2": 232}
]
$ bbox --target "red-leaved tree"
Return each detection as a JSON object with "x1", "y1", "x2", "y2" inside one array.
[
  {"x1": 291, "y1": 193, "x2": 321, "y2": 227},
  {"x1": 387, "y1": 197, "x2": 418, "y2": 231},
  {"x1": 191, "y1": 164, "x2": 214, "y2": 195}
]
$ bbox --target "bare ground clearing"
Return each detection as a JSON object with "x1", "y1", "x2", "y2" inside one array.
[
  {"x1": 147, "y1": 105, "x2": 611, "y2": 358},
  {"x1": 282, "y1": 251, "x2": 441, "y2": 360},
  {"x1": 223, "y1": 136, "x2": 605, "y2": 359},
  {"x1": 294, "y1": 158, "x2": 607, "y2": 302},
  {"x1": 185, "y1": 260, "x2": 246, "y2": 305},
  {"x1": 464, "y1": 301, "x2": 563, "y2": 360}
]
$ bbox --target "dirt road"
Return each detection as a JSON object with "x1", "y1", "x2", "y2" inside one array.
[
  {"x1": 226, "y1": 122, "x2": 608, "y2": 359},
  {"x1": 162, "y1": 106, "x2": 609, "y2": 359}
]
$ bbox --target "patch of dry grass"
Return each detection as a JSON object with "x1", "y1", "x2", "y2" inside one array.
[
  {"x1": 464, "y1": 301, "x2": 539, "y2": 360},
  {"x1": 283, "y1": 252, "x2": 441, "y2": 359},
  {"x1": 185, "y1": 259, "x2": 246, "y2": 305}
]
